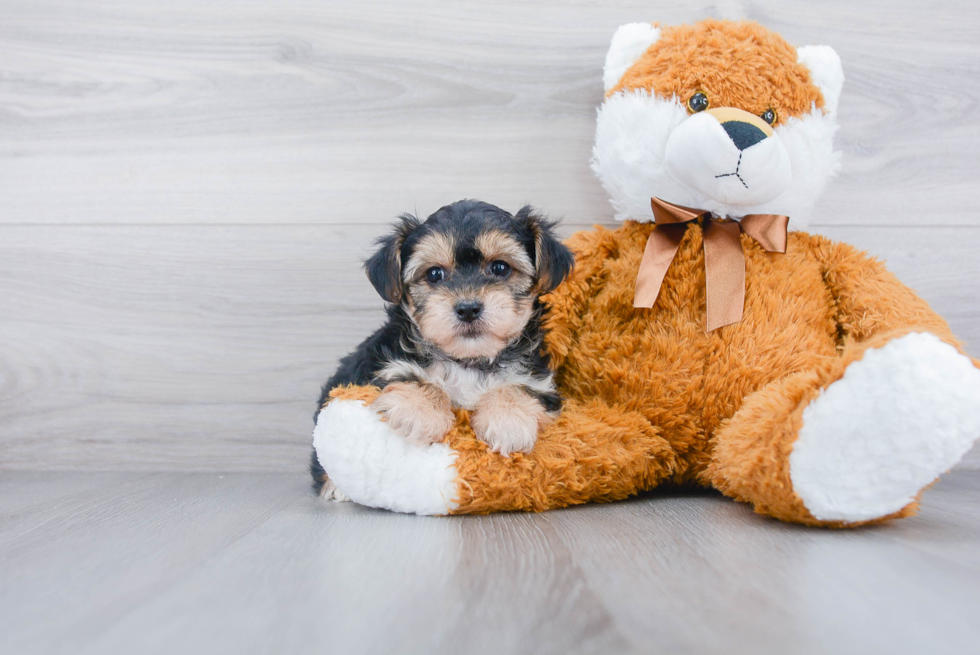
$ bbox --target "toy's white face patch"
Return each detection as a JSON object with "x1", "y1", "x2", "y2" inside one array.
[
  {"x1": 591, "y1": 90, "x2": 840, "y2": 230},
  {"x1": 664, "y1": 109, "x2": 792, "y2": 207}
]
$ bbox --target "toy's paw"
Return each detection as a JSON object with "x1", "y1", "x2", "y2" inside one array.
[
  {"x1": 370, "y1": 382, "x2": 455, "y2": 447},
  {"x1": 313, "y1": 396, "x2": 459, "y2": 515},
  {"x1": 790, "y1": 332, "x2": 980, "y2": 523},
  {"x1": 471, "y1": 386, "x2": 551, "y2": 456}
]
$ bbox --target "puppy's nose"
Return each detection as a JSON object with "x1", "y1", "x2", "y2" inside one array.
[
  {"x1": 455, "y1": 300, "x2": 483, "y2": 323},
  {"x1": 706, "y1": 107, "x2": 773, "y2": 151}
]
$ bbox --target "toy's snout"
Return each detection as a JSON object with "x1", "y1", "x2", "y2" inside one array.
[
  {"x1": 707, "y1": 107, "x2": 774, "y2": 151},
  {"x1": 664, "y1": 104, "x2": 791, "y2": 207}
]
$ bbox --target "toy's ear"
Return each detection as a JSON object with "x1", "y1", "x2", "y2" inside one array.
[
  {"x1": 364, "y1": 214, "x2": 421, "y2": 303},
  {"x1": 603, "y1": 22, "x2": 662, "y2": 93},
  {"x1": 514, "y1": 206, "x2": 574, "y2": 294},
  {"x1": 797, "y1": 45, "x2": 844, "y2": 114}
]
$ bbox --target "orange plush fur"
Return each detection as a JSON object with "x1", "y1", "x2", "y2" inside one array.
[{"x1": 433, "y1": 223, "x2": 958, "y2": 524}]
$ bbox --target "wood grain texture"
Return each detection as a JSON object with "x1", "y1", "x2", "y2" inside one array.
[
  {"x1": 1, "y1": 470, "x2": 979, "y2": 654},
  {"x1": 0, "y1": 0, "x2": 979, "y2": 471},
  {"x1": 0, "y1": 0, "x2": 978, "y2": 226},
  {"x1": 1, "y1": 224, "x2": 978, "y2": 471}
]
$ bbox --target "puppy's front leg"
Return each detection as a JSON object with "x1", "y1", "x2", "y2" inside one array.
[
  {"x1": 318, "y1": 476, "x2": 351, "y2": 502},
  {"x1": 371, "y1": 382, "x2": 455, "y2": 446},
  {"x1": 471, "y1": 386, "x2": 554, "y2": 456}
]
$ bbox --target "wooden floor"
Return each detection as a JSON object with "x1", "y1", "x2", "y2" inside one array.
[{"x1": 2, "y1": 470, "x2": 979, "y2": 655}]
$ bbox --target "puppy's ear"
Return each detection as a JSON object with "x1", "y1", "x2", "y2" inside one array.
[
  {"x1": 364, "y1": 214, "x2": 420, "y2": 303},
  {"x1": 515, "y1": 206, "x2": 574, "y2": 294}
]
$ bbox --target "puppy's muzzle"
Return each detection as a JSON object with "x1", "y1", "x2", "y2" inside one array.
[{"x1": 454, "y1": 299, "x2": 484, "y2": 323}]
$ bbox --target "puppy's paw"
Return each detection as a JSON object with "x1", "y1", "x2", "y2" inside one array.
[
  {"x1": 471, "y1": 386, "x2": 552, "y2": 456},
  {"x1": 318, "y1": 477, "x2": 351, "y2": 502},
  {"x1": 370, "y1": 382, "x2": 455, "y2": 447}
]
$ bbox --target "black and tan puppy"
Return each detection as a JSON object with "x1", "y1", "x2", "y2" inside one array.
[{"x1": 311, "y1": 199, "x2": 573, "y2": 496}]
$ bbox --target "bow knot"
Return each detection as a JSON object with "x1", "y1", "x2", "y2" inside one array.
[{"x1": 633, "y1": 197, "x2": 789, "y2": 332}]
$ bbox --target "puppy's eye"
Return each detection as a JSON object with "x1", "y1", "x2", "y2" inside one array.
[
  {"x1": 688, "y1": 92, "x2": 709, "y2": 113},
  {"x1": 488, "y1": 261, "x2": 511, "y2": 278},
  {"x1": 761, "y1": 108, "x2": 777, "y2": 125},
  {"x1": 425, "y1": 266, "x2": 445, "y2": 284}
]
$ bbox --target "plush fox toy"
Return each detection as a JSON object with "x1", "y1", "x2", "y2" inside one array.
[{"x1": 314, "y1": 19, "x2": 980, "y2": 526}]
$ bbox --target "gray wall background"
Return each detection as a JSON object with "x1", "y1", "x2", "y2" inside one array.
[{"x1": 2, "y1": 0, "x2": 978, "y2": 471}]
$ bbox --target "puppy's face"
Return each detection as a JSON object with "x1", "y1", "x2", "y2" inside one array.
[
  {"x1": 403, "y1": 223, "x2": 535, "y2": 360},
  {"x1": 365, "y1": 200, "x2": 573, "y2": 360}
]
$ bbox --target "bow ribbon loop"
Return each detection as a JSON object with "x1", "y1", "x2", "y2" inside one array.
[{"x1": 633, "y1": 197, "x2": 789, "y2": 332}]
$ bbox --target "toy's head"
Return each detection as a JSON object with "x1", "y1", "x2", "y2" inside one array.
[{"x1": 592, "y1": 19, "x2": 844, "y2": 229}]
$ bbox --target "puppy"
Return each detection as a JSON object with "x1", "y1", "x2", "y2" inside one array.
[{"x1": 310, "y1": 199, "x2": 574, "y2": 497}]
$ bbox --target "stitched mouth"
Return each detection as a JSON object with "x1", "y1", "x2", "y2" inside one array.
[{"x1": 714, "y1": 152, "x2": 749, "y2": 189}]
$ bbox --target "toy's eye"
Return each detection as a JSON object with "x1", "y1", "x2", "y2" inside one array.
[
  {"x1": 425, "y1": 266, "x2": 445, "y2": 284},
  {"x1": 688, "y1": 92, "x2": 709, "y2": 113},
  {"x1": 488, "y1": 260, "x2": 511, "y2": 278},
  {"x1": 761, "y1": 108, "x2": 777, "y2": 125}
]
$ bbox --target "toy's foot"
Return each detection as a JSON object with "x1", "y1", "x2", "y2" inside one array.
[
  {"x1": 790, "y1": 332, "x2": 980, "y2": 522},
  {"x1": 313, "y1": 398, "x2": 459, "y2": 515}
]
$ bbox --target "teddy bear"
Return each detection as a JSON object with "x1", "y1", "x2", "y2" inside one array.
[{"x1": 313, "y1": 19, "x2": 980, "y2": 526}]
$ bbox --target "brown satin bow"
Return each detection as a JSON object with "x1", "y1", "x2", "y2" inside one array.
[{"x1": 633, "y1": 197, "x2": 789, "y2": 332}]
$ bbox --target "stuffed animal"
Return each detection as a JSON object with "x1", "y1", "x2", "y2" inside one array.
[{"x1": 313, "y1": 19, "x2": 980, "y2": 526}]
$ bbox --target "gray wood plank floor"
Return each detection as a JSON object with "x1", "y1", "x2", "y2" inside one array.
[{"x1": 2, "y1": 470, "x2": 979, "y2": 655}]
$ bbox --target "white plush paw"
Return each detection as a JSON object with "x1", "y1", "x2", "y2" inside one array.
[
  {"x1": 790, "y1": 332, "x2": 980, "y2": 522},
  {"x1": 312, "y1": 399, "x2": 459, "y2": 515}
]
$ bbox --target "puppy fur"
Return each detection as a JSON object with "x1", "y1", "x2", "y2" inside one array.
[{"x1": 311, "y1": 199, "x2": 574, "y2": 495}]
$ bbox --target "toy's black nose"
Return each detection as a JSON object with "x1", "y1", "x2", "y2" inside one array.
[
  {"x1": 455, "y1": 300, "x2": 483, "y2": 323},
  {"x1": 722, "y1": 120, "x2": 768, "y2": 151}
]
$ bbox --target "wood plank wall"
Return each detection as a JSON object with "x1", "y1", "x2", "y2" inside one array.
[{"x1": 2, "y1": 0, "x2": 978, "y2": 470}]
